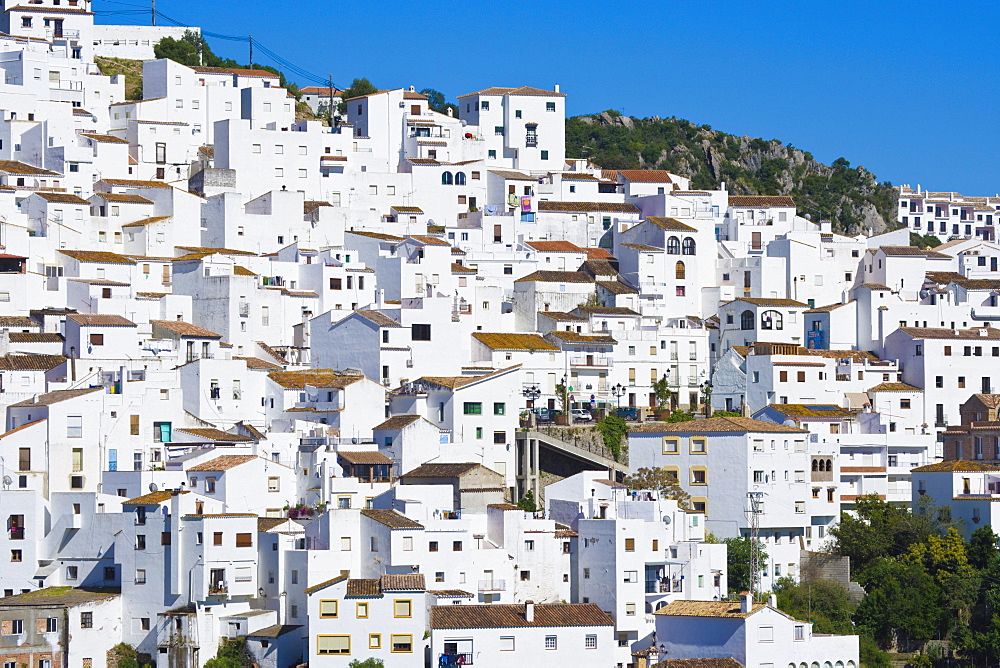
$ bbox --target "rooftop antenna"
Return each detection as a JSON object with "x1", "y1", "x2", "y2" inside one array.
[{"x1": 746, "y1": 491, "x2": 764, "y2": 595}]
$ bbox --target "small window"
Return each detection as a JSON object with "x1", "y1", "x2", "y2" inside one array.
[
  {"x1": 317, "y1": 635, "x2": 350, "y2": 655},
  {"x1": 319, "y1": 600, "x2": 338, "y2": 618},
  {"x1": 391, "y1": 634, "x2": 413, "y2": 653},
  {"x1": 394, "y1": 599, "x2": 412, "y2": 618}
]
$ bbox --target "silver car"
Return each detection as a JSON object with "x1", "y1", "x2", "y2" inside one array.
[{"x1": 571, "y1": 408, "x2": 593, "y2": 422}]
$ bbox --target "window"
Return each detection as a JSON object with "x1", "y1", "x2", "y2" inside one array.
[
  {"x1": 236, "y1": 533, "x2": 252, "y2": 547},
  {"x1": 691, "y1": 468, "x2": 707, "y2": 484},
  {"x1": 585, "y1": 634, "x2": 598, "y2": 649},
  {"x1": 662, "y1": 437, "x2": 680, "y2": 454},
  {"x1": 463, "y1": 402, "x2": 482, "y2": 415},
  {"x1": 10, "y1": 550, "x2": 20, "y2": 562},
  {"x1": 500, "y1": 636, "x2": 515, "y2": 651},
  {"x1": 391, "y1": 634, "x2": 413, "y2": 653},
  {"x1": 794, "y1": 625, "x2": 805, "y2": 640},
  {"x1": 520, "y1": 570, "x2": 531, "y2": 581},
  {"x1": 541, "y1": 150, "x2": 549, "y2": 160},
  {"x1": 623, "y1": 571, "x2": 638, "y2": 583},
  {"x1": 411, "y1": 323, "x2": 431, "y2": 341},
  {"x1": 453, "y1": 541, "x2": 463, "y2": 551},
  {"x1": 320, "y1": 600, "x2": 338, "y2": 618},
  {"x1": 624, "y1": 538, "x2": 635, "y2": 551},
  {"x1": 494, "y1": 402, "x2": 506, "y2": 415},
  {"x1": 394, "y1": 599, "x2": 412, "y2": 617},
  {"x1": 369, "y1": 634, "x2": 381, "y2": 649},
  {"x1": 67, "y1": 415, "x2": 83, "y2": 438},
  {"x1": 545, "y1": 635, "x2": 557, "y2": 649},
  {"x1": 691, "y1": 437, "x2": 706, "y2": 453},
  {"x1": 80, "y1": 612, "x2": 93, "y2": 628},
  {"x1": 46, "y1": 617, "x2": 57, "y2": 633},
  {"x1": 317, "y1": 636, "x2": 350, "y2": 655},
  {"x1": 213, "y1": 532, "x2": 223, "y2": 546},
  {"x1": 136, "y1": 534, "x2": 146, "y2": 550}
]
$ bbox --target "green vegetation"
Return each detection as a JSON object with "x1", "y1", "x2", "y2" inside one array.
[
  {"x1": 517, "y1": 489, "x2": 538, "y2": 512},
  {"x1": 622, "y1": 466, "x2": 690, "y2": 508},
  {"x1": 910, "y1": 232, "x2": 943, "y2": 248},
  {"x1": 595, "y1": 415, "x2": 628, "y2": 461},
  {"x1": 94, "y1": 57, "x2": 144, "y2": 100},
  {"x1": 154, "y1": 31, "x2": 300, "y2": 98},
  {"x1": 566, "y1": 112, "x2": 897, "y2": 234},
  {"x1": 349, "y1": 659, "x2": 385, "y2": 668},
  {"x1": 337, "y1": 77, "x2": 379, "y2": 116},
  {"x1": 664, "y1": 410, "x2": 695, "y2": 423},
  {"x1": 711, "y1": 410, "x2": 742, "y2": 417},
  {"x1": 204, "y1": 638, "x2": 250, "y2": 668},
  {"x1": 723, "y1": 536, "x2": 767, "y2": 595},
  {"x1": 419, "y1": 88, "x2": 458, "y2": 116},
  {"x1": 827, "y1": 494, "x2": 1000, "y2": 661},
  {"x1": 651, "y1": 374, "x2": 672, "y2": 409}
]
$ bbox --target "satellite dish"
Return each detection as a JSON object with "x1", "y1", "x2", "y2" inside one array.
[
  {"x1": 148, "y1": 483, "x2": 158, "y2": 492},
  {"x1": 351, "y1": 437, "x2": 359, "y2": 444},
  {"x1": 662, "y1": 515, "x2": 672, "y2": 525},
  {"x1": 2, "y1": 475, "x2": 12, "y2": 487},
  {"x1": 804, "y1": 213, "x2": 812, "y2": 221}
]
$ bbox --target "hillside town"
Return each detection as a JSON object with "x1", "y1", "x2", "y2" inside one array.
[{"x1": 0, "y1": 2, "x2": 997, "y2": 667}]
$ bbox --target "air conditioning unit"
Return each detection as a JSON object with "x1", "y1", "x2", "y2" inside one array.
[{"x1": 405, "y1": 359, "x2": 414, "y2": 368}]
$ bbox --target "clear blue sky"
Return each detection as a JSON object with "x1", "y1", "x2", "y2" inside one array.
[{"x1": 96, "y1": 0, "x2": 1000, "y2": 194}]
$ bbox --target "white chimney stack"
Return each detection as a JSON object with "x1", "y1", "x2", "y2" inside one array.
[
  {"x1": 553, "y1": 84, "x2": 560, "y2": 93},
  {"x1": 740, "y1": 591, "x2": 752, "y2": 614},
  {"x1": 525, "y1": 600, "x2": 535, "y2": 622},
  {"x1": 768, "y1": 593, "x2": 777, "y2": 608}
]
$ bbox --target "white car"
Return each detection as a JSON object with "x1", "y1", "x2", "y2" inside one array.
[{"x1": 571, "y1": 408, "x2": 593, "y2": 422}]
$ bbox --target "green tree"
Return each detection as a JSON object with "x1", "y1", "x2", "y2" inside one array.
[
  {"x1": 651, "y1": 374, "x2": 672, "y2": 409},
  {"x1": 665, "y1": 410, "x2": 695, "y2": 423},
  {"x1": 419, "y1": 88, "x2": 457, "y2": 116},
  {"x1": 622, "y1": 467, "x2": 690, "y2": 508},
  {"x1": 595, "y1": 415, "x2": 628, "y2": 461},
  {"x1": 773, "y1": 577, "x2": 855, "y2": 634},
  {"x1": 723, "y1": 536, "x2": 767, "y2": 595},
  {"x1": 204, "y1": 638, "x2": 250, "y2": 668},
  {"x1": 968, "y1": 526, "x2": 1000, "y2": 570},
  {"x1": 855, "y1": 559, "x2": 941, "y2": 650},
  {"x1": 337, "y1": 78, "x2": 379, "y2": 116},
  {"x1": 517, "y1": 489, "x2": 537, "y2": 512},
  {"x1": 349, "y1": 659, "x2": 385, "y2": 668}
]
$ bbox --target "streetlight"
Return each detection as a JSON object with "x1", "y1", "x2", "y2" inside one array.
[
  {"x1": 611, "y1": 383, "x2": 626, "y2": 413},
  {"x1": 701, "y1": 380, "x2": 713, "y2": 418},
  {"x1": 522, "y1": 385, "x2": 541, "y2": 428}
]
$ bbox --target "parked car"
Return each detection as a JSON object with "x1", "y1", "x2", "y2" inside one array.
[
  {"x1": 615, "y1": 406, "x2": 639, "y2": 421},
  {"x1": 531, "y1": 407, "x2": 553, "y2": 423},
  {"x1": 570, "y1": 408, "x2": 593, "y2": 422}
]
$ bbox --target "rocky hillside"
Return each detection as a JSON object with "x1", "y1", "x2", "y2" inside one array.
[{"x1": 567, "y1": 111, "x2": 897, "y2": 235}]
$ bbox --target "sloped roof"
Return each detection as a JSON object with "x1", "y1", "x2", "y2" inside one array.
[
  {"x1": 267, "y1": 369, "x2": 366, "y2": 389},
  {"x1": 488, "y1": 169, "x2": 535, "y2": 181},
  {"x1": 458, "y1": 86, "x2": 564, "y2": 98},
  {"x1": 653, "y1": 659, "x2": 745, "y2": 668},
  {"x1": 0, "y1": 354, "x2": 65, "y2": 371},
  {"x1": 728, "y1": 195, "x2": 795, "y2": 208},
  {"x1": 0, "y1": 160, "x2": 59, "y2": 176},
  {"x1": 867, "y1": 382, "x2": 922, "y2": 392},
  {"x1": 763, "y1": 404, "x2": 856, "y2": 419},
  {"x1": 546, "y1": 330, "x2": 617, "y2": 344},
  {"x1": 121, "y1": 216, "x2": 171, "y2": 228},
  {"x1": 122, "y1": 490, "x2": 187, "y2": 505},
  {"x1": 525, "y1": 240, "x2": 584, "y2": 252},
  {"x1": 472, "y1": 332, "x2": 559, "y2": 351},
  {"x1": 67, "y1": 314, "x2": 136, "y2": 327},
  {"x1": 536, "y1": 201, "x2": 640, "y2": 214},
  {"x1": 10, "y1": 386, "x2": 102, "y2": 407},
  {"x1": 0, "y1": 587, "x2": 120, "y2": 607},
  {"x1": 647, "y1": 216, "x2": 697, "y2": 231},
  {"x1": 630, "y1": 416, "x2": 808, "y2": 434},
  {"x1": 373, "y1": 415, "x2": 422, "y2": 431},
  {"x1": 234, "y1": 356, "x2": 283, "y2": 371},
  {"x1": 175, "y1": 428, "x2": 253, "y2": 442},
  {"x1": 188, "y1": 454, "x2": 259, "y2": 471},
  {"x1": 33, "y1": 192, "x2": 89, "y2": 204},
  {"x1": 723, "y1": 297, "x2": 808, "y2": 307},
  {"x1": 382, "y1": 573, "x2": 426, "y2": 591},
  {"x1": 58, "y1": 249, "x2": 136, "y2": 265},
  {"x1": 898, "y1": 326, "x2": 1000, "y2": 340},
  {"x1": 151, "y1": 320, "x2": 222, "y2": 339},
  {"x1": 401, "y1": 463, "x2": 484, "y2": 478},
  {"x1": 337, "y1": 450, "x2": 393, "y2": 465},
  {"x1": 913, "y1": 459, "x2": 1000, "y2": 472},
  {"x1": 431, "y1": 603, "x2": 614, "y2": 629},
  {"x1": 514, "y1": 270, "x2": 594, "y2": 283},
  {"x1": 360, "y1": 508, "x2": 423, "y2": 529},
  {"x1": 93, "y1": 192, "x2": 155, "y2": 204},
  {"x1": 654, "y1": 599, "x2": 766, "y2": 618},
  {"x1": 617, "y1": 169, "x2": 674, "y2": 183}
]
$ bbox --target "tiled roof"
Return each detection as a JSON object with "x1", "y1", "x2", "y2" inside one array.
[
  {"x1": 191, "y1": 66, "x2": 279, "y2": 78},
  {"x1": 234, "y1": 356, "x2": 283, "y2": 371},
  {"x1": 337, "y1": 450, "x2": 393, "y2": 465},
  {"x1": 525, "y1": 240, "x2": 584, "y2": 252},
  {"x1": 355, "y1": 310, "x2": 403, "y2": 328},
  {"x1": 617, "y1": 169, "x2": 674, "y2": 183},
  {"x1": 514, "y1": 270, "x2": 594, "y2": 283},
  {"x1": 451, "y1": 262, "x2": 476, "y2": 274},
  {"x1": 472, "y1": 332, "x2": 559, "y2": 351},
  {"x1": 175, "y1": 246, "x2": 257, "y2": 257},
  {"x1": 176, "y1": 428, "x2": 253, "y2": 442},
  {"x1": 574, "y1": 306, "x2": 640, "y2": 316},
  {"x1": 93, "y1": 192, "x2": 155, "y2": 204},
  {"x1": 898, "y1": 326, "x2": 1000, "y2": 340},
  {"x1": 99, "y1": 177, "x2": 173, "y2": 189},
  {"x1": 121, "y1": 216, "x2": 171, "y2": 228},
  {"x1": 188, "y1": 454, "x2": 259, "y2": 471},
  {"x1": 257, "y1": 517, "x2": 288, "y2": 532},
  {"x1": 373, "y1": 415, "x2": 422, "y2": 430},
  {"x1": 122, "y1": 490, "x2": 187, "y2": 505},
  {"x1": 80, "y1": 132, "x2": 128, "y2": 144},
  {"x1": 0, "y1": 587, "x2": 119, "y2": 608},
  {"x1": 631, "y1": 416, "x2": 808, "y2": 434},
  {"x1": 0, "y1": 160, "x2": 59, "y2": 175},
  {"x1": 431, "y1": 603, "x2": 614, "y2": 629},
  {"x1": 8, "y1": 332, "x2": 63, "y2": 343},
  {"x1": 804, "y1": 300, "x2": 854, "y2": 313},
  {"x1": 382, "y1": 573, "x2": 425, "y2": 591},
  {"x1": 911, "y1": 460, "x2": 1000, "y2": 473},
  {"x1": 392, "y1": 206, "x2": 423, "y2": 213},
  {"x1": 360, "y1": 508, "x2": 423, "y2": 529},
  {"x1": 596, "y1": 280, "x2": 638, "y2": 295},
  {"x1": 346, "y1": 579, "x2": 381, "y2": 598},
  {"x1": 537, "y1": 311, "x2": 586, "y2": 321},
  {"x1": 880, "y1": 245, "x2": 951, "y2": 259},
  {"x1": 416, "y1": 365, "x2": 520, "y2": 390},
  {"x1": 546, "y1": 330, "x2": 617, "y2": 344},
  {"x1": 488, "y1": 169, "x2": 535, "y2": 181},
  {"x1": 585, "y1": 247, "x2": 615, "y2": 260},
  {"x1": 0, "y1": 315, "x2": 34, "y2": 327},
  {"x1": 0, "y1": 354, "x2": 65, "y2": 371},
  {"x1": 33, "y1": 192, "x2": 89, "y2": 204},
  {"x1": 728, "y1": 195, "x2": 795, "y2": 208},
  {"x1": 267, "y1": 369, "x2": 365, "y2": 389},
  {"x1": 408, "y1": 235, "x2": 450, "y2": 246},
  {"x1": 247, "y1": 624, "x2": 302, "y2": 638},
  {"x1": 724, "y1": 297, "x2": 808, "y2": 307},
  {"x1": 151, "y1": 320, "x2": 222, "y2": 339},
  {"x1": 652, "y1": 659, "x2": 745, "y2": 668},
  {"x1": 867, "y1": 382, "x2": 922, "y2": 392},
  {"x1": 620, "y1": 243, "x2": 664, "y2": 251},
  {"x1": 232, "y1": 265, "x2": 257, "y2": 276},
  {"x1": 9, "y1": 386, "x2": 102, "y2": 407},
  {"x1": 428, "y1": 590, "x2": 476, "y2": 598},
  {"x1": 647, "y1": 216, "x2": 697, "y2": 231},
  {"x1": 402, "y1": 462, "x2": 485, "y2": 478},
  {"x1": 654, "y1": 599, "x2": 765, "y2": 617},
  {"x1": 303, "y1": 574, "x2": 348, "y2": 595},
  {"x1": 764, "y1": 404, "x2": 856, "y2": 419},
  {"x1": 58, "y1": 249, "x2": 136, "y2": 265},
  {"x1": 458, "y1": 86, "x2": 565, "y2": 98},
  {"x1": 536, "y1": 201, "x2": 640, "y2": 214},
  {"x1": 67, "y1": 314, "x2": 136, "y2": 327},
  {"x1": 346, "y1": 230, "x2": 405, "y2": 242}
]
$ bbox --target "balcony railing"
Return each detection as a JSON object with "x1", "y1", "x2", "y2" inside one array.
[
  {"x1": 9, "y1": 528, "x2": 24, "y2": 540},
  {"x1": 477, "y1": 579, "x2": 505, "y2": 592},
  {"x1": 525, "y1": 135, "x2": 538, "y2": 147},
  {"x1": 440, "y1": 653, "x2": 473, "y2": 665},
  {"x1": 209, "y1": 584, "x2": 228, "y2": 595},
  {"x1": 569, "y1": 356, "x2": 611, "y2": 367}
]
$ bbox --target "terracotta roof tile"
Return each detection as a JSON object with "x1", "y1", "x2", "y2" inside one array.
[
  {"x1": 898, "y1": 326, "x2": 1000, "y2": 340},
  {"x1": 431, "y1": 603, "x2": 614, "y2": 629},
  {"x1": 546, "y1": 330, "x2": 617, "y2": 344},
  {"x1": 617, "y1": 170, "x2": 674, "y2": 183},
  {"x1": 8, "y1": 332, "x2": 63, "y2": 343},
  {"x1": 373, "y1": 415, "x2": 422, "y2": 431},
  {"x1": 728, "y1": 195, "x2": 795, "y2": 208},
  {"x1": 188, "y1": 454, "x2": 258, "y2": 471},
  {"x1": 151, "y1": 320, "x2": 222, "y2": 339},
  {"x1": 33, "y1": 192, "x2": 89, "y2": 204},
  {"x1": 867, "y1": 382, "x2": 922, "y2": 392},
  {"x1": 652, "y1": 659, "x2": 745, "y2": 668},
  {"x1": 122, "y1": 490, "x2": 188, "y2": 505},
  {"x1": 382, "y1": 573, "x2": 425, "y2": 591},
  {"x1": 121, "y1": 215, "x2": 171, "y2": 228},
  {"x1": 234, "y1": 356, "x2": 283, "y2": 371},
  {"x1": 267, "y1": 369, "x2": 365, "y2": 389},
  {"x1": 631, "y1": 416, "x2": 808, "y2": 434},
  {"x1": 647, "y1": 217, "x2": 697, "y2": 232},
  {"x1": 654, "y1": 599, "x2": 766, "y2": 618},
  {"x1": 0, "y1": 354, "x2": 65, "y2": 371},
  {"x1": 0, "y1": 418, "x2": 45, "y2": 438},
  {"x1": 80, "y1": 133, "x2": 128, "y2": 144},
  {"x1": 176, "y1": 428, "x2": 253, "y2": 442},
  {"x1": 911, "y1": 459, "x2": 1000, "y2": 473},
  {"x1": 401, "y1": 463, "x2": 491, "y2": 478},
  {"x1": 9, "y1": 386, "x2": 102, "y2": 407},
  {"x1": 514, "y1": 270, "x2": 594, "y2": 283},
  {"x1": 472, "y1": 332, "x2": 559, "y2": 351},
  {"x1": 537, "y1": 201, "x2": 640, "y2": 214},
  {"x1": 360, "y1": 508, "x2": 423, "y2": 529},
  {"x1": 337, "y1": 450, "x2": 393, "y2": 465},
  {"x1": 58, "y1": 249, "x2": 136, "y2": 265},
  {"x1": 67, "y1": 314, "x2": 136, "y2": 327},
  {"x1": 458, "y1": 86, "x2": 564, "y2": 98},
  {"x1": 526, "y1": 240, "x2": 584, "y2": 252},
  {"x1": 346, "y1": 579, "x2": 381, "y2": 597},
  {"x1": 0, "y1": 160, "x2": 59, "y2": 176}
]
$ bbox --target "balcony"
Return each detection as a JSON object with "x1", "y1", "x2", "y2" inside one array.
[
  {"x1": 440, "y1": 653, "x2": 474, "y2": 665},
  {"x1": 525, "y1": 134, "x2": 538, "y2": 147},
  {"x1": 209, "y1": 584, "x2": 228, "y2": 595},
  {"x1": 477, "y1": 579, "x2": 505, "y2": 592},
  {"x1": 935, "y1": 414, "x2": 949, "y2": 427},
  {"x1": 9, "y1": 528, "x2": 24, "y2": 540},
  {"x1": 570, "y1": 355, "x2": 611, "y2": 367},
  {"x1": 239, "y1": 303, "x2": 250, "y2": 316}
]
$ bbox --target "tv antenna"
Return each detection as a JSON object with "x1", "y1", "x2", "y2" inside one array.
[{"x1": 746, "y1": 491, "x2": 765, "y2": 594}]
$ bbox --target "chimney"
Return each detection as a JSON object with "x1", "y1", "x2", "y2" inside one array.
[
  {"x1": 446, "y1": 107, "x2": 453, "y2": 117},
  {"x1": 767, "y1": 593, "x2": 777, "y2": 608},
  {"x1": 740, "y1": 591, "x2": 752, "y2": 614},
  {"x1": 553, "y1": 84, "x2": 560, "y2": 93},
  {"x1": 525, "y1": 600, "x2": 535, "y2": 622},
  {"x1": 409, "y1": 85, "x2": 415, "y2": 92}
]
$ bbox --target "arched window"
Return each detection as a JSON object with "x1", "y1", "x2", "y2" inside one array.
[
  {"x1": 441, "y1": 171, "x2": 453, "y2": 185},
  {"x1": 666, "y1": 236, "x2": 680, "y2": 254},
  {"x1": 826, "y1": 458, "x2": 832, "y2": 471},
  {"x1": 682, "y1": 237, "x2": 696, "y2": 255},
  {"x1": 455, "y1": 172, "x2": 466, "y2": 186},
  {"x1": 675, "y1": 261, "x2": 686, "y2": 280},
  {"x1": 812, "y1": 460, "x2": 819, "y2": 471},
  {"x1": 740, "y1": 310, "x2": 754, "y2": 330},
  {"x1": 761, "y1": 310, "x2": 783, "y2": 330}
]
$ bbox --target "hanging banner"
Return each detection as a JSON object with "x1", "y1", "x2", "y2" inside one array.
[{"x1": 520, "y1": 196, "x2": 532, "y2": 212}]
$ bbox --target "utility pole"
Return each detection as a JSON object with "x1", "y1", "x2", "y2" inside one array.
[
  {"x1": 151, "y1": 0, "x2": 156, "y2": 25},
  {"x1": 248, "y1": 35, "x2": 253, "y2": 65},
  {"x1": 746, "y1": 491, "x2": 764, "y2": 595},
  {"x1": 327, "y1": 74, "x2": 334, "y2": 126}
]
